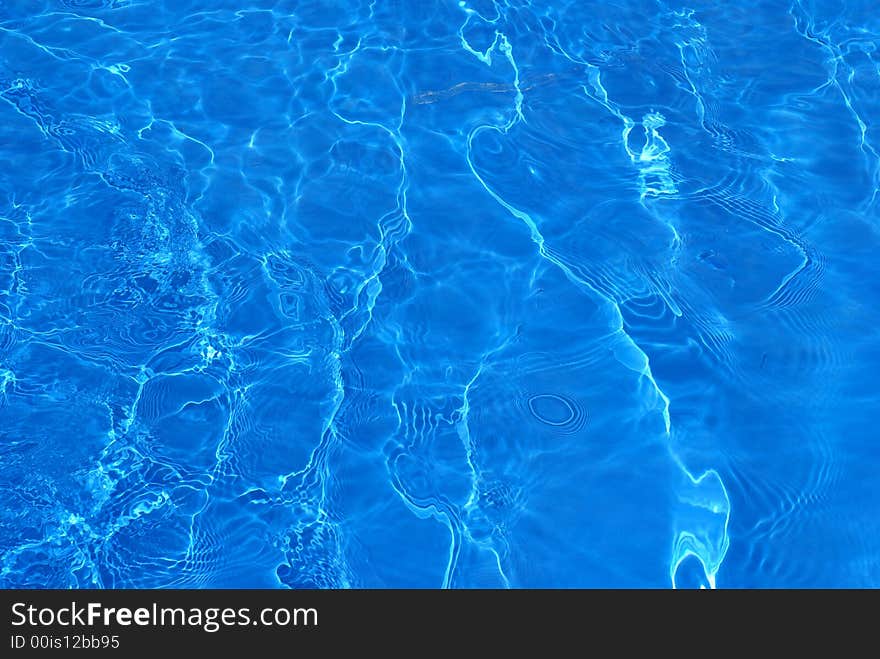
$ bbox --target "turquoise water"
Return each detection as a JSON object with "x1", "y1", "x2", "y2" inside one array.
[{"x1": 1, "y1": 0, "x2": 879, "y2": 588}]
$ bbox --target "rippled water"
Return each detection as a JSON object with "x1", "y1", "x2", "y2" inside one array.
[{"x1": 1, "y1": 0, "x2": 878, "y2": 588}]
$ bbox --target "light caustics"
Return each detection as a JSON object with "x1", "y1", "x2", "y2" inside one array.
[{"x1": 0, "y1": 0, "x2": 878, "y2": 589}]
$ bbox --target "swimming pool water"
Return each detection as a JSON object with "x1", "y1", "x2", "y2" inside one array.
[{"x1": 1, "y1": 0, "x2": 878, "y2": 588}]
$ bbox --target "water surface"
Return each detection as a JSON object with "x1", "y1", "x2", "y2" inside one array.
[{"x1": 1, "y1": 0, "x2": 879, "y2": 588}]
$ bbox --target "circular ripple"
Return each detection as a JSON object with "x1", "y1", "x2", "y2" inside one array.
[{"x1": 526, "y1": 394, "x2": 588, "y2": 434}]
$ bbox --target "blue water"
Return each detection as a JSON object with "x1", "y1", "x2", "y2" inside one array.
[{"x1": 1, "y1": 0, "x2": 878, "y2": 589}]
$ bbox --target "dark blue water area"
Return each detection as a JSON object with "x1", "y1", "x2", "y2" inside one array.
[{"x1": 0, "y1": 0, "x2": 878, "y2": 589}]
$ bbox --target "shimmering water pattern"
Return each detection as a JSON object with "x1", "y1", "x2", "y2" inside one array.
[{"x1": 1, "y1": 0, "x2": 879, "y2": 588}]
